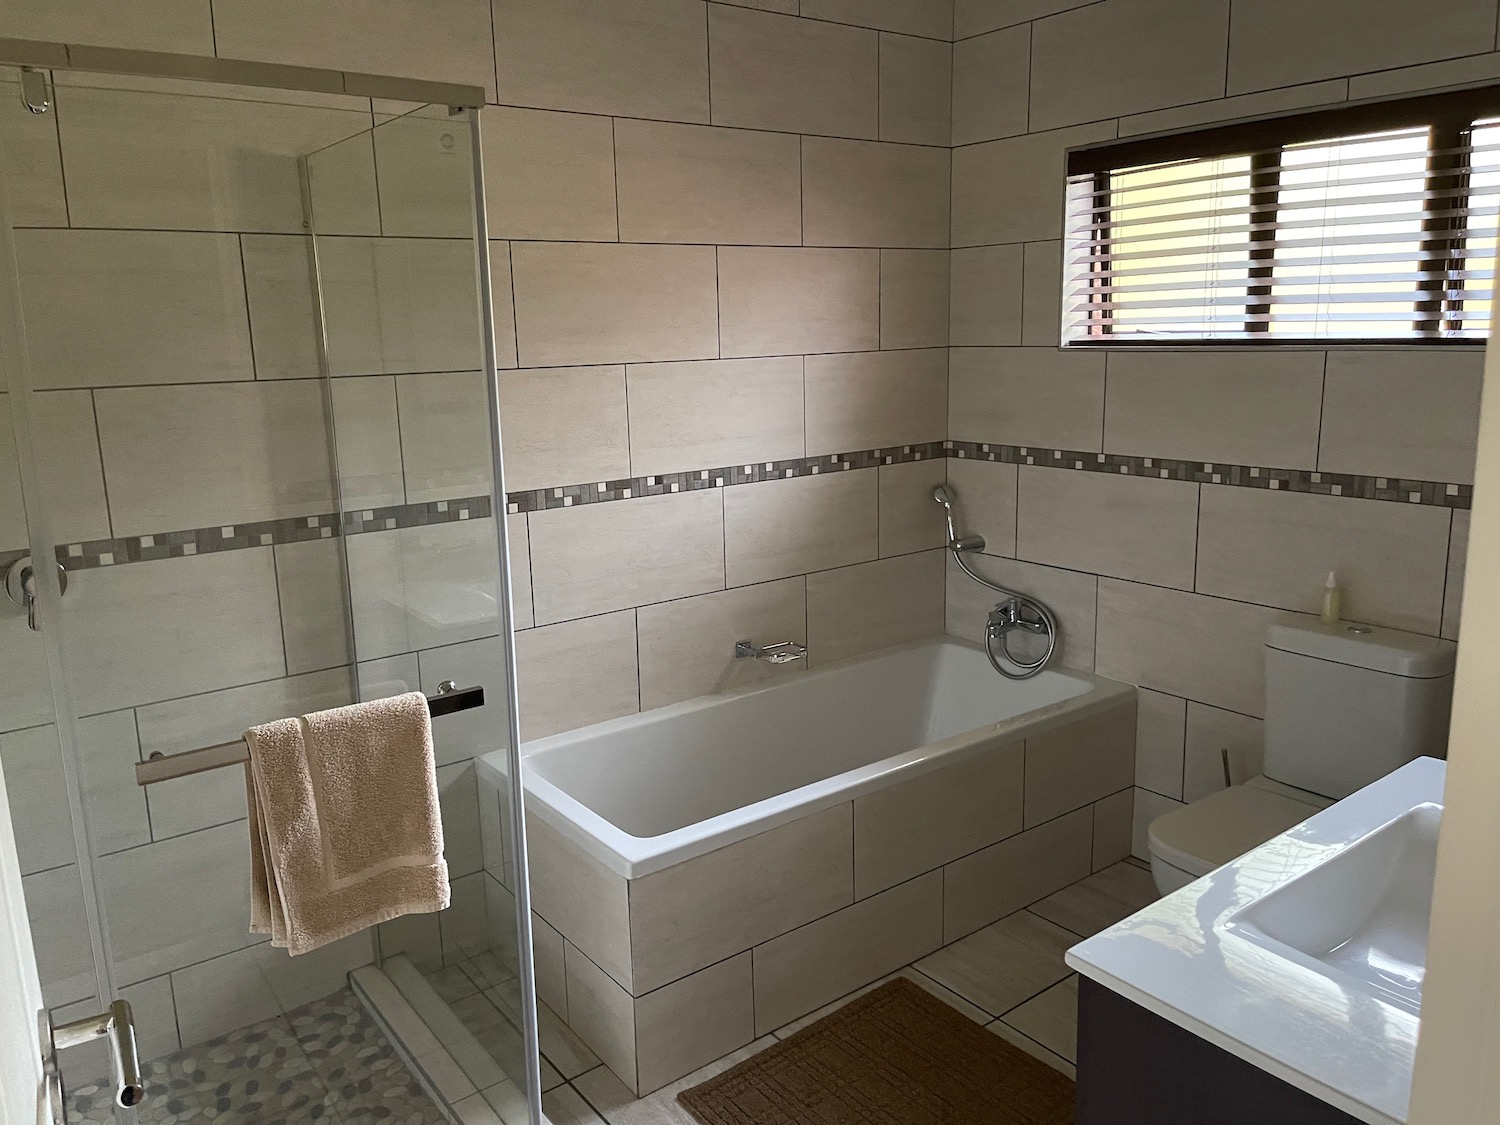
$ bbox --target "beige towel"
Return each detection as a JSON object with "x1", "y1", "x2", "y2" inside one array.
[{"x1": 245, "y1": 692, "x2": 450, "y2": 955}]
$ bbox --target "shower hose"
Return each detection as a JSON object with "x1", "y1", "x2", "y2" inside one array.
[{"x1": 949, "y1": 545, "x2": 1059, "y2": 680}]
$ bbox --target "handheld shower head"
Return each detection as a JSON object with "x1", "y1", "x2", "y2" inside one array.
[
  {"x1": 933, "y1": 484, "x2": 984, "y2": 553},
  {"x1": 932, "y1": 484, "x2": 955, "y2": 509}
]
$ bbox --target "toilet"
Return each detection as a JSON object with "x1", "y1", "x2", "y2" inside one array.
[{"x1": 1147, "y1": 615, "x2": 1456, "y2": 896}]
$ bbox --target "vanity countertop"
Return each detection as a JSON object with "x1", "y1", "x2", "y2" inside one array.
[{"x1": 1067, "y1": 756, "x2": 1445, "y2": 1125}]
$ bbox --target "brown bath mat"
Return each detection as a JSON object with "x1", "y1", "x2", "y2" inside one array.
[{"x1": 677, "y1": 976, "x2": 1075, "y2": 1125}]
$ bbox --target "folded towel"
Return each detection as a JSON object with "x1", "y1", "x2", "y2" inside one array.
[{"x1": 245, "y1": 692, "x2": 450, "y2": 955}]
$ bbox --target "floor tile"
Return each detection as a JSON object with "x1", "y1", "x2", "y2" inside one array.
[
  {"x1": 915, "y1": 909, "x2": 1077, "y2": 1017},
  {"x1": 430, "y1": 963, "x2": 484, "y2": 1003},
  {"x1": 544, "y1": 1083, "x2": 607, "y2": 1125},
  {"x1": 453, "y1": 991, "x2": 529, "y2": 1079},
  {"x1": 771, "y1": 965, "x2": 991, "y2": 1039},
  {"x1": 482, "y1": 1079, "x2": 534, "y2": 1124},
  {"x1": 1000, "y1": 975, "x2": 1079, "y2": 1063},
  {"x1": 1028, "y1": 861, "x2": 1158, "y2": 938},
  {"x1": 488, "y1": 982, "x2": 601, "y2": 1079},
  {"x1": 572, "y1": 1037, "x2": 777, "y2": 1125},
  {"x1": 464, "y1": 950, "x2": 520, "y2": 990},
  {"x1": 987, "y1": 1018, "x2": 1076, "y2": 1080}
]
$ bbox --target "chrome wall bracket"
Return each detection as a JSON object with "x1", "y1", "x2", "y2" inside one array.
[
  {"x1": 4, "y1": 555, "x2": 66, "y2": 631},
  {"x1": 734, "y1": 639, "x2": 808, "y2": 665},
  {"x1": 19, "y1": 68, "x2": 51, "y2": 114}
]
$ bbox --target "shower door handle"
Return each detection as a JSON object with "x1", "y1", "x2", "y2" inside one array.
[{"x1": 45, "y1": 999, "x2": 146, "y2": 1112}]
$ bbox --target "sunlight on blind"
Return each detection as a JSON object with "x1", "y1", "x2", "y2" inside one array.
[{"x1": 1461, "y1": 118, "x2": 1500, "y2": 338}]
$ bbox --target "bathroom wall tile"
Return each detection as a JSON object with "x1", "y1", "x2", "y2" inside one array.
[
  {"x1": 1118, "y1": 79, "x2": 1350, "y2": 137},
  {"x1": 137, "y1": 667, "x2": 354, "y2": 840},
  {"x1": 627, "y1": 357, "x2": 805, "y2": 478},
  {"x1": 442, "y1": 874, "x2": 490, "y2": 966},
  {"x1": 515, "y1": 611, "x2": 639, "y2": 741},
  {"x1": 481, "y1": 107, "x2": 619, "y2": 243},
  {"x1": 1104, "y1": 350, "x2": 1325, "y2": 468},
  {"x1": 807, "y1": 551, "x2": 946, "y2": 664},
  {"x1": 274, "y1": 539, "x2": 354, "y2": 676},
  {"x1": 1017, "y1": 467, "x2": 1199, "y2": 590},
  {"x1": 952, "y1": 26, "x2": 1030, "y2": 145},
  {"x1": 512, "y1": 242, "x2": 720, "y2": 368},
  {"x1": 1024, "y1": 703, "x2": 1136, "y2": 827},
  {"x1": 854, "y1": 742, "x2": 1024, "y2": 898},
  {"x1": 357, "y1": 653, "x2": 420, "y2": 701},
  {"x1": 0, "y1": 391, "x2": 111, "y2": 547},
  {"x1": 805, "y1": 349, "x2": 948, "y2": 455},
  {"x1": 564, "y1": 941, "x2": 637, "y2": 1088},
  {"x1": 801, "y1": 0, "x2": 953, "y2": 38},
  {"x1": 752, "y1": 871, "x2": 943, "y2": 1036},
  {"x1": 531, "y1": 914, "x2": 568, "y2": 1016},
  {"x1": 241, "y1": 235, "x2": 323, "y2": 381},
  {"x1": 1318, "y1": 350, "x2": 1484, "y2": 485},
  {"x1": 708, "y1": 6, "x2": 879, "y2": 138},
  {"x1": 946, "y1": 555, "x2": 1097, "y2": 672},
  {"x1": 418, "y1": 634, "x2": 521, "y2": 765},
  {"x1": 345, "y1": 519, "x2": 501, "y2": 659},
  {"x1": 636, "y1": 953, "x2": 756, "y2": 1094},
  {"x1": 615, "y1": 120, "x2": 802, "y2": 246},
  {"x1": 1184, "y1": 702, "x2": 1264, "y2": 804},
  {"x1": 95, "y1": 381, "x2": 333, "y2": 535},
  {"x1": 630, "y1": 803, "x2": 854, "y2": 993},
  {"x1": 494, "y1": 366, "x2": 631, "y2": 493},
  {"x1": 1091, "y1": 790, "x2": 1134, "y2": 871},
  {"x1": 879, "y1": 459, "x2": 950, "y2": 557},
  {"x1": 714, "y1": 0, "x2": 797, "y2": 10},
  {"x1": 945, "y1": 458, "x2": 1019, "y2": 558},
  {"x1": 637, "y1": 578, "x2": 807, "y2": 711},
  {"x1": 880, "y1": 250, "x2": 951, "y2": 350},
  {"x1": 494, "y1": 0, "x2": 710, "y2": 123},
  {"x1": 1029, "y1": 0, "x2": 1230, "y2": 131},
  {"x1": 118, "y1": 977, "x2": 181, "y2": 1062},
  {"x1": 369, "y1": 110, "x2": 474, "y2": 239},
  {"x1": 718, "y1": 247, "x2": 881, "y2": 358},
  {"x1": 0, "y1": 0, "x2": 212, "y2": 54},
  {"x1": 56, "y1": 84, "x2": 375, "y2": 233},
  {"x1": 1227, "y1": 0, "x2": 1496, "y2": 94},
  {"x1": 0, "y1": 624, "x2": 65, "y2": 736},
  {"x1": 24, "y1": 866, "x2": 95, "y2": 1006},
  {"x1": 1135, "y1": 689, "x2": 1186, "y2": 800},
  {"x1": 529, "y1": 490, "x2": 724, "y2": 624},
  {"x1": 1021, "y1": 241, "x2": 1065, "y2": 347},
  {"x1": 0, "y1": 73, "x2": 67, "y2": 227},
  {"x1": 528, "y1": 815, "x2": 634, "y2": 989},
  {"x1": 1132, "y1": 788, "x2": 1184, "y2": 862},
  {"x1": 950, "y1": 244, "x2": 1024, "y2": 346},
  {"x1": 212, "y1": 0, "x2": 496, "y2": 96},
  {"x1": 65, "y1": 549, "x2": 286, "y2": 715},
  {"x1": 437, "y1": 760, "x2": 484, "y2": 878},
  {"x1": 317, "y1": 236, "x2": 483, "y2": 377},
  {"x1": 1444, "y1": 509, "x2": 1470, "y2": 641},
  {"x1": 954, "y1": 0, "x2": 1096, "y2": 37},
  {"x1": 801, "y1": 138, "x2": 951, "y2": 249},
  {"x1": 1095, "y1": 578, "x2": 1292, "y2": 717},
  {"x1": 328, "y1": 376, "x2": 404, "y2": 508},
  {"x1": 724, "y1": 471, "x2": 879, "y2": 587},
  {"x1": 949, "y1": 347, "x2": 1106, "y2": 452},
  {"x1": 1196, "y1": 487, "x2": 1452, "y2": 635},
  {"x1": 13, "y1": 229, "x2": 253, "y2": 388},
  {"x1": 941, "y1": 807, "x2": 1093, "y2": 941},
  {"x1": 952, "y1": 121, "x2": 1117, "y2": 246},
  {"x1": 1350, "y1": 54, "x2": 1500, "y2": 101},
  {"x1": 879, "y1": 34, "x2": 952, "y2": 146}
]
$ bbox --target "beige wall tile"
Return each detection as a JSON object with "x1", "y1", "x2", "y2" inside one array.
[
  {"x1": 1092, "y1": 790, "x2": 1134, "y2": 871},
  {"x1": 1017, "y1": 467, "x2": 1199, "y2": 590},
  {"x1": 275, "y1": 540, "x2": 354, "y2": 676},
  {"x1": 529, "y1": 490, "x2": 724, "y2": 624},
  {"x1": 25, "y1": 866, "x2": 94, "y2": 1005},
  {"x1": 953, "y1": 121, "x2": 1116, "y2": 246},
  {"x1": 529, "y1": 816, "x2": 633, "y2": 989},
  {"x1": 719, "y1": 247, "x2": 880, "y2": 358},
  {"x1": 14, "y1": 229, "x2": 253, "y2": 389},
  {"x1": 951, "y1": 244, "x2": 1024, "y2": 346},
  {"x1": 954, "y1": 0, "x2": 1096, "y2": 37},
  {"x1": 419, "y1": 632, "x2": 530, "y2": 764},
  {"x1": 368, "y1": 110, "x2": 473, "y2": 239},
  {"x1": 95, "y1": 381, "x2": 332, "y2": 535},
  {"x1": 530, "y1": 914, "x2": 568, "y2": 1015},
  {"x1": 802, "y1": 0, "x2": 953, "y2": 38},
  {"x1": 949, "y1": 346, "x2": 1106, "y2": 451},
  {"x1": 0, "y1": 391, "x2": 110, "y2": 546},
  {"x1": 1104, "y1": 350, "x2": 1324, "y2": 467},
  {"x1": 945, "y1": 457, "x2": 1018, "y2": 558},
  {"x1": 636, "y1": 953, "x2": 755, "y2": 1094},
  {"x1": 1227, "y1": 0, "x2": 1497, "y2": 94},
  {"x1": 1132, "y1": 787, "x2": 1184, "y2": 861},
  {"x1": 512, "y1": 242, "x2": 719, "y2": 368},
  {"x1": 802, "y1": 138, "x2": 950, "y2": 249},
  {"x1": 717, "y1": 0, "x2": 797, "y2": 10},
  {"x1": 328, "y1": 376, "x2": 403, "y2": 509},
  {"x1": 952, "y1": 26, "x2": 1029, "y2": 145},
  {"x1": 494, "y1": 366, "x2": 630, "y2": 493},
  {"x1": 516, "y1": 611, "x2": 639, "y2": 741},
  {"x1": 1319, "y1": 350, "x2": 1484, "y2": 485},
  {"x1": 241, "y1": 235, "x2": 322, "y2": 381},
  {"x1": 942, "y1": 807, "x2": 1092, "y2": 941},
  {"x1": 636, "y1": 578, "x2": 807, "y2": 710},
  {"x1": 946, "y1": 554, "x2": 1097, "y2": 672},
  {"x1": 626, "y1": 357, "x2": 804, "y2": 477},
  {"x1": 397, "y1": 370, "x2": 493, "y2": 500},
  {"x1": 1184, "y1": 702, "x2": 1264, "y2": 803},
  {"x1": 630, "y1": 803, "x2": 854, "y2": 993},
  {"x1": 1118, "y1": 79, "x2": 1349, "y2": 136},
  {"x1": 1024, "y1": 703, "x2": 1136, "y2": 827},
  {"x1": 805, "y1": 349, "x2": 948, "y2": 455},
  {"x1": 0, "y1": 0, "x2": 213, "y2": 52},
  {"x1": 854, "y1": 742, "x2": 1023, "y2": 898},
  {"x1": 709, "y1": 5, "x2": 879, "y2": 138},
  {"x1": 563, "y1": 942, "x2": 637, "y2": 1088},
  {"x1": 879, "y1": 33, "x2": 952, "y2": 146},
  {"x1": 1444, "y1": 509, "x2": 1470, "y2": 641},
  {"x1": 481, "y1": 107, "x2": 618, "y2": 243},
  {"x1": 0, "y1": 75, "x2": 67, "y2": 227},
  {"x1": 879, "y1": 459, "x2": 950, "y2": 557},
  {"x1": 1095, "y1": 578, "x2": 1291, "y2": 717},
  {"x1": 881, "y1": 250, "x2": 950, "y2": 350},
  {"x1": 724, "y1": 471, "x2": 879, "y2": 587},
  {"x1": 488, "y1": 241, "x2": 520, "y2": 371},
  {"x1": 808, "y1": 550, "x2": 946, "y2": 664},
  {"x1": 1021, "y1": 241, "x2": 1064, "y2": 347},
  {"x1": 494, "y1": 0, "x2": 710, "y2": 121},
  {"x1": 1351, "y1": 54, "x2": 1500, "y2": 101},
  {"x1": 1029, "y1": 0, "x2": 1230, "y2": 131},
  {"x1": 1135, "y1": 688, "x2": 1186, "y2": 800},
  {"x1": 616, "y1": 120, "x2": 801, "y2": 245},
  {"x1": 753, "y1": 871, "x2": 943, "y2": 1035}
]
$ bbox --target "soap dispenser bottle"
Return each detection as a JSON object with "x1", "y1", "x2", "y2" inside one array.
[{"x1": 1320, "y1": 570, "x2": 1342, "y2": 625}]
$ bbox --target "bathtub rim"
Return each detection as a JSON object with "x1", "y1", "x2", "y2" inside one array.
[{"x1": 478, "y1": 636, "x2": 1137, "y2": 879}]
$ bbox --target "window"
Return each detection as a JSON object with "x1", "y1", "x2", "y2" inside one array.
[{"x1": 1062, "y1": 88, "x2": 1500, "y2": 344}]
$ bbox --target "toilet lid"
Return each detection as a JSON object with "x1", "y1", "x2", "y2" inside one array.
[{"x1": 1148, "y1": 786, "x2": 1319, "y2": 877}]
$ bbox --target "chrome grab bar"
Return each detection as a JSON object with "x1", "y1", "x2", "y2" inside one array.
[
  {"x1": 49, "y1": 999, "x2": 145, "y2": 1109},
  {"x1": 734, "y1": 639, "x2": 807, "y2": 665}
]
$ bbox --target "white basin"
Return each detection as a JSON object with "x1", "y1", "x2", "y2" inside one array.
[{"x1": 1227, "y1": 802, "x2": 1440, "y2": 1015}]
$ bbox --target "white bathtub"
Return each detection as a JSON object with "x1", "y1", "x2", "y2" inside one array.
[{"x1": 489, "y1": 638, "x2": 1136, "y2": 879}]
